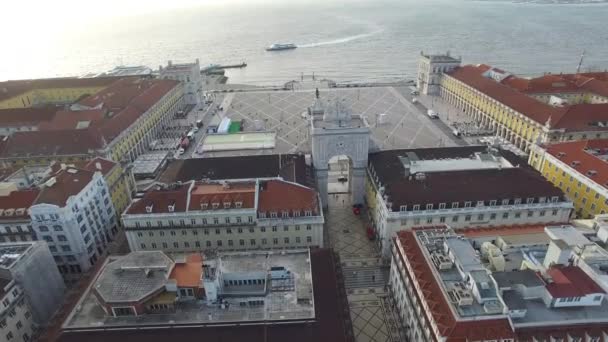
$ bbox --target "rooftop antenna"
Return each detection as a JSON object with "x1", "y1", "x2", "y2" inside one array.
[{"x1": 576, "y1": 50, "x2": 585, "y2": 74}]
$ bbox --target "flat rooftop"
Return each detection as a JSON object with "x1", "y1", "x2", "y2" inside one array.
[
  {"x1": 58, "y1": 249, "x2": 349, "y2": 342},
  {"x1": 63, "y1": 249, "x2": 315, "y2": 329},
  {"x1": 0, "y1": 242, "x2": 33, "y2": 269},
  {"x1": 369, "y1": 146, "x2": 564, "y2": 211},
  {"x1": 132, "y1": 152, "x2": 170, "y2": 178},
  {"x1": 200, "y1": 132, "x2": 276, "y2": 152}
]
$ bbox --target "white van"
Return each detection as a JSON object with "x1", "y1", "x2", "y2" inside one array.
[
  {"x1": 427, "y1": 109, "x2": 439, "y2": 119},
  {"x1": 186, "y1": 131, "x2": 195, "y2": 140}
]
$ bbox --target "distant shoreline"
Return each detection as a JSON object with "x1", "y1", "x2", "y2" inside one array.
[{"x1": 473, "y1": 0, "x2": 608, "y2": 4}]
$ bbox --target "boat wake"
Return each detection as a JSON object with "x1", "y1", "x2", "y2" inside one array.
[{"x1": 298, "y1": 29, "x2": 383, "y2": 48}]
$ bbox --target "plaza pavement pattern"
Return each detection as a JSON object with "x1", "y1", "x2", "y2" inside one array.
[
  {"x1": 326, "y1": 194, "x2": 405, "y2": 342},
  {"x1": 200, "y1": 86, "x2": 456, "y2": 158}
]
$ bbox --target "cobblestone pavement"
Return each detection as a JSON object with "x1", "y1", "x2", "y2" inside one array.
[
  {"x1": 327, "y1": 194, "x2": 406, "y2": 342},
  {"x1": 196, "y1": 86, "x2": 457, "y2": 158}
]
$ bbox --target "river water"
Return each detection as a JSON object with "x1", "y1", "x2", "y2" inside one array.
[{"x1": 2, "y1": 0, "x2": 607, "y2": 84}]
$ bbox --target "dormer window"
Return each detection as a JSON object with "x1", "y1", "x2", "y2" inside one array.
[
  {"x1": 539, "y1": 197, "x2": 546, "y2": 203},
  {"x1": 514, "y1": 198, "x2": 522, "y2": 205},
  {"x1": 451, "y1": 202, "x2": 459, "y2": 209},
  {"x1": 501, "y1": 199, "x2": 510, "y2": 205},
  {"x1": 476, "y1": 201, "x2": 484, "y2": 207},
  {"x1": 571, "y1": 160, "x2": 581, "y2": 167},
  {"x1": 489, "y1": 200, "x2": 497, "y2": 206},
  {"x1": 400, "y1": 205, "x2": 407, "y2": 212},
  {"x1": 413, "y1": 205, "x2": 420, "y2": 211},
  {"x1": 282, "y1": 211, "x2": 289, "y2": 218},
  {"x1": 551, "y1": 196, "x2": 559, "y2": 203},
  {"x1": 223, "y1": 202, "x2": 231, "y2": 209},
  {"x1": 201, "y1": 203, "x2": 208, "y2": 210},
  {"x1": 426, "y1": 204, "x2": 433, "y2": 210},
  {"x1": 145, "y1": 204, "x2": 154, "y2": 213},
  {"x1": 212, "y1": 202, "x2": 219, "y2": 209},
  {"x1": 293, "y1": 210, "x2": 300, "y2": 217},
  {"x1": 438, "y1": 203, "x2": 446, "y2": 209},
  {"x1": 270, "y1": 212, "x2": 278, "y2": 218},
  {"x1": 526, "y1": 197, "x2": 534, "y2": 204},
  {"x1": 304, "y1": 210, "x2": 312, "y2": 216},
  {"x1": 464, "y1": 201, "x2": 472, "y2": 208},
  {"x1": 235, "y1": 201, "x2": 243, "y2": 209},
  {"x1": 587, "y1": 170, "x2": 598, "y2": 177},
  {"x1": 259, "y1": 212, "x2": 266, "y2": 218},
  {"x1": 168, "y1": 204, "x2": 175, "y2": 213}
]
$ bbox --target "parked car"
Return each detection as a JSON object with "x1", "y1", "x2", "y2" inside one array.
[
  {"x1": 177, "y1": 147, "x2": 185, "y2": 155},
  {"x1": 412, "y1": 98, "x2": 418, "y2": 104},
  {"x1": 427, "y1": 109, "x2": 439, "y2": 119},
  {"x1": 410, "y1": 90, "x2": 419, "y2": 96}
]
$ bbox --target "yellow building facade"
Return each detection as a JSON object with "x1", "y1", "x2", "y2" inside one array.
[
  {"x1": 529, "y1": 142, "x2": 608, "y2": 219},
  {"x1": 440, "y1": 75, "x2": 551, "y2": 152},
  {"x1": 0, "y1": 81, "x2": 113, "y2": 109},
  {"x1": 103, "y1": 83, "x2": 184, "y2": 163},
  {"x1": 94, "y1": 159, "x2": 133, "y2": 218}
]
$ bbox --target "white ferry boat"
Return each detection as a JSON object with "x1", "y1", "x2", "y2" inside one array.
[{"x1": 266, "y1": 43, "x2": 297, "y2": 51}]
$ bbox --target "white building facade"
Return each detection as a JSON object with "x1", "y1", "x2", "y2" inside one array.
[
  {"x1": 0, "y1": 242, "x2": 66, "y2": 342},
  {"x1": 29, "y1": 168, "x2": 118, "y2": 283},
  {"x1": 416, "y1": 52, "x2": 461, "y2": 95},
  {"x1": 366, "y1": 147, "x2": 573, "y2": 257},
  {"x1": 159, "y1": 59, "x2": 202, "y2": 105},
  {"x1": 122, "y1": 179, "x2": 324, "y2": 253}
]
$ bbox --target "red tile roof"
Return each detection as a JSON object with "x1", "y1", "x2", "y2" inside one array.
[
  {"x1": 170, "y1": 254, "x2": 203, "y2": 288},
  {"x1": 0, "y1": 189, "x2": 40, "y2": 219},
  {"x1": 501, "y1": 72, "x2": 608, "y2": 98},
  {"x1": 448, "y1": 65, "x2": 608, "y2": 132},
  {"x1": 448, "y1": 65, "x2": 555, "y2": 125},
  {"x1": 545, "y1": 265, "x2": 605, "y2": 298},
  {"x1": 78, "y1": 78, "x2": 180, "y2": 142},
  {"x1": 189, "y1": 182, "x2": 256, "y2": 211},
  {"x1": 0, "y1": 129, "x2": 104, "y2": 158},
  {"x1": 544, "y1": 139, "x2": 608, "y2": 190},
  {"x1": 395, "y1": 229, "x2": 515, "y2": 341},
  {"x1": 0, "y1": 77, "x2": 119, "y2": 102},
  {"x1": 83, "y1": 158, "x2": 117, "y2": 176},
  {"x1": 39, "y1": 109, "x2": 107, "y2": 131},
  {"x1": 456, "y1": 224, "x2": 560, "y2": 238},
  {"x1": 258, "y1": 180, "x2": 319, "y2": 216},
  {"x1": 126, "y1": 183, "x2": 190, "y2": 215},
  {"x1": 35, "y1": 168, "x2": 95, "y2": 207},
  {"x1": 0, "y1": 106, "x2": 58, "y2": 127}
]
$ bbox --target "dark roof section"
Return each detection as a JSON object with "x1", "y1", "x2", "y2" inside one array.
[
  {"x1": 0, "y1": 129, "x2": 104, "y2": 158},
  {"x1": 35, "y1": 168, "x2": 95, "y2": 207},
  {"x1": 57, "y1": 248, "x2": 350, "y2": 342},
  {"x1": 0, "y1": 106, "x2": 58, "y2": 127},
  {"x1": 160, "y1": 154, "x2": 312, "y2": 187},
  {"x1": 369, "y1": 146, "x2": 564, "y2": 211},
  {"x1": 492, "y1": 270, "x2": 545, "y2": 288}
]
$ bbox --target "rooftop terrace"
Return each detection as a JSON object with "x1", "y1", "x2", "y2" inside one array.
[{"x1": 63, "y1": 249, "x2": 315, "y2": 329}]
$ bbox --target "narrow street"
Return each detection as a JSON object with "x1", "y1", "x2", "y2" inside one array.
[{"x1": 326, "y1": 193, "x2": 405, "y2": 342}]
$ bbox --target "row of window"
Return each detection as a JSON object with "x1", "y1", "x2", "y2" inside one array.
[
  {"x1": 135, "y1": 225, "x2": 313, "y2": 237},
  {"x1": 400, "y1": 210, "x2": 559, "y2": 226},
  {"x1": 139, "y1": 236, "x2": 313, "y2": 250},
  {"x1": 0, "y1": 225, "x2": 32, "y2": 234},
  {"x1": 399, "y1": 196, "x2": 560, "y2": 212},
  {"x1": 134, "y1": 216, "x2": 256, "y2": 228}
]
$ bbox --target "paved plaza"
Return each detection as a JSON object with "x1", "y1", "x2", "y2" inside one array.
[
  {"x1": 326, "y1": 194, "x2": 404, "y2": 342},
  {"x1": 196, "y1": 86, "x2": 459, "y2": 158}
]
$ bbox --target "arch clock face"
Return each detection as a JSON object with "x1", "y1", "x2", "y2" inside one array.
[{"x1": 336, "y1": 137, "x2": 346, "y2": 153}]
